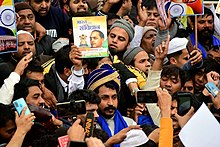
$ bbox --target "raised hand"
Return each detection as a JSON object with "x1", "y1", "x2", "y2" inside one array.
[
  {"x1": 157, "y1": 11, "x2": 172, "y2": 31},
  {"x1": 14, "y1": 52, "x2": 33, "y2": 75},
  {"x1": 15, "y1": 107, "x2": 35, "y2": 135},
  {"x1": 69, "y1": 45, "x2": 83, "y2": 71},
  {"x1": 154, "y1": 35, "x2": 170, "y2": 60},
  {"x1": 68, "y1": 119, "x2": 85, "y2": 141},
  {"x1": 137, "y1": 0, "x2": 148, "y2": 26}
]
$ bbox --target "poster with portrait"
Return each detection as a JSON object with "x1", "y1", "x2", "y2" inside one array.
[
  {"x1": 0, "y1": 0, "x2": 17, "y2": 54},
  {"x1": 72, "y1": 16, "x2": 109, "y2": 58},
  {"x1": 163, "y1": 0, "x2": 204, "y2": 17}
]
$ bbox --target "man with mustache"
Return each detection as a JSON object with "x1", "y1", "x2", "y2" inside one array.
[
  {"x1": 15, "y1": 2, "x2": 56, "y2": 56},
  {"x1": 87, "y1": 64, "x2": 137, "y2": 145},
  {"x1": 189, "y1": 7, "x2": 220, "y2": 58},
  {"x1": 27, "y1": 0, "x2": 69, "y2": 38}
]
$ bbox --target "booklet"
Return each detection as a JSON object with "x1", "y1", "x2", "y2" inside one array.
[
  {"x1": 72, "y1": 16, "x2": 109, "y2": 58},
  {"x1": 0, "y1": 0, "x2": 17, "y2": 54}
]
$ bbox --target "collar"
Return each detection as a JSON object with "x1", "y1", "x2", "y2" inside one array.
[{"x1": 56, "y1": 71, "x2": 68, "y2": 89}]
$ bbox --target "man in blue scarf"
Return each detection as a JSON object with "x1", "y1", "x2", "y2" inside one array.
[
  {"x1": 189, "y1": 7, "x2": 220, "y2": 59},
  {"x1": 87, "y1": 64, "x2": 138, "y2": 147}
]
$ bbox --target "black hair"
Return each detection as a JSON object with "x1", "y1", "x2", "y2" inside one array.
[
  {"x1": 55, "y1": 45, "x2": 73, "y2": 74},
  {"x1": 107, "y1": 13, "x2": 120, "y2": 21},
  {"x1": 68, "y1": 89, "x2": 101, "y2": 104},
  {"x1": 23, "y1": 61, "x2": 44, "y2": 76},
  {"x1": 161, "y1": 64, "x2": 187, "y2": 87},
  {"x1": 91, "y1": 30, "x2": 104, "y2": 39},
  {"x1": 93, "y1": 128, "x2": 109, "y2": 143},
  {"x1": 190, "y1": 7, "x2": 214, "y2": 24},
  {"x1": 13, "y1": 78, "x2": 40, "y2": 101},
  {"x1": 142, "y1": 0, "x2": 157, "y2": 10},
  {"x1": 167, "y1": 50, "x2": 183, "y2": 60},
  {"x1": 0, "y1": 103, "x2": 15, "y2": 128}
]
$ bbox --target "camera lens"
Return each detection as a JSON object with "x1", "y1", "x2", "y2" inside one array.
[{"x1": 14, "y1": 102, "x2": 18, "y2": 107}]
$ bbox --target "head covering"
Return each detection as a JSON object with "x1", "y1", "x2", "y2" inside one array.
[
  {"x1": 168, "y1": 37, "x2": 188, "y2": 54},
  {"x1": 120, "y1": 129, "x2": 149, "y2": 147},
  {"x1": 15, "y1": 2, "x2": 34, "y2": 13},
  {"x1": 110, "y1": 19, "x2": 134, "y2": 42},
  {"x1": 52, "y1": 38, "x2": 69, "y2": 52},
  {"x1": 17, "y1": 30, "x2": 34, "y2": 40},
  {"x1": 142, "y1": 26, "x2": 158, "y2": 37},
  {"x1": 123, "y1": 46, "x2": 144, "y2": 65},
  {"x1": 86, "y1": 64, "x2": 120, "y2": 92}
]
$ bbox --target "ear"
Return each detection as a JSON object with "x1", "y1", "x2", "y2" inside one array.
[
  {"x1": 126, "y1": 43, "x2": 130, "y2": 50},
  {"x1": 170, "y1": 57, "x2": 177, "y2": 65},
  {"x1": 63, "y1": 67, "x2": 72, "y2": 77}
]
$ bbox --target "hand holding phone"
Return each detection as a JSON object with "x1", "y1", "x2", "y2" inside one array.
[
  {"x1": 205, "y1": 82, "x2": 220, "y2": 98},
  {"x1": 13, "y1": 98, "x2": 31, "y2": 116}
]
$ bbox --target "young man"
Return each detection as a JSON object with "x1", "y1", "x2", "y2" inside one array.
[
  {"x1": 86, "y1": 64, "x2": 136, "y2": 136},
  {"x1": 44, "y1": 45, "x2": 84, "y2": 102}
]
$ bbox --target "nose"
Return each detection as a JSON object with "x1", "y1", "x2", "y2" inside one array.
[
  {"x1": 107, "y1": 98, "x2": 113, "y2": 106},
  {"x1": 171, "y1": 107, "x2": 177, "y2": 115},
  {"x1": 146, "y1": 61, "x2": 151, "y2": 67},
  {"x1": 24, "y1": 17, "x2": 30, "y2": 24},
  {"x1": 112, "y1": 37, "x2": 117, "y2": 43},
  {"x1": 93, "y1": 110, "x2": 99, "y2": 118},
  {"x1": 165, "y1": 80, "x2": 172, "y2": 87},
  {"x1": 23, "y1": 42, "x2": 30, "y2": 50},
  {"x1": 39, "y1": 96, "x2": 46, "y2": 105},
  {"x1": 41, "y1": 1, "x2": 47, "y2": 8},
  {"x1": 197, "y1": 75, "x2": 204, "y2": 83},
  {"x1": 149, "y1": 14, "x2": 154, "y2": 20}
]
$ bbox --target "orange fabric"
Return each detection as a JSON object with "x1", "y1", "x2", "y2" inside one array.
[{"x1": 159, "y1": 118, "x2": 173, "y2": 147}]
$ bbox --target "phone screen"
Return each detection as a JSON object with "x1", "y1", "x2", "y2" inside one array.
[
  {"x1": 57, "y1": 100, "x2": 86, "y2": 118},
  {"x1": 137, "y1": 91, "x2": 158, "y2": 103},
  {"x1": 177, "y1": 92, "x2": 192, "y2": 116}
]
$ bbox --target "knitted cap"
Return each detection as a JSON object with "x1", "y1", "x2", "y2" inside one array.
[
  {"x1": 168, "y1": 37, "x2": 188, "y2": 54},
  {"x1": 110, "y1": 19, "x2": 134, "y2": 42},
  {"x1": 123, "y1": 47, "x2": 144, "y2": 65},
  {"x1": 86, "y1": 64, "x2": 120, "y2": 92},
  {"x1": 15, "y1": 2, "x2": 34, "y2": 13},
  {"x1": 142, "y1": 26, "x2": 158, "y2": 37}
]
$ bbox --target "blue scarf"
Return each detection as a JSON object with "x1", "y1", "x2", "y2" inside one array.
[
  {"x1": 190, "y1": 32, "x2": 220, "y2": 59},
  {"x1": 97, "y1": 109, "x2": 128, "y2": 147}
]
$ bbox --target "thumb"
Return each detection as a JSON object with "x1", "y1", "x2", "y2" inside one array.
[
  {"x1": 73, "y1": 119, "x2": 81, "y2": 126},
  {"x1": 174, "y1": 112, "x2": 181, "y2": 121}
]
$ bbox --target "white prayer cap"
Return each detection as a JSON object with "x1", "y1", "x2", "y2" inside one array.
[
  {"x1": 168, "y1": 37, "x2": 188, "y2": 54},
  {"x1": 120, "y1": 129, "x2": 149, "y2": 147},
  {"x1": 17, "y1": 30, "x2": 34, "y2": 40}
]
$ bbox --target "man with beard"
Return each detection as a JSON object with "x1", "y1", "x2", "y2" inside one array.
[
  {"x1": 27, "y1": 0, "x2": 69, "y2": 38},
  {"x1": 189, "y1": 7, "x2": 220, "y2": 58},
  {"x1": 15, "y1": 2, "x2": 56, "y2": 56},
  {"x1": 108, "y1": 19, "x2": 134, "y2": 60},
  {"x1": 86, "y1": 64, "x2": 137, "y2": 146}
]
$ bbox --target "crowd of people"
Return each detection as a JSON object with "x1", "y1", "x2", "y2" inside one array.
[{"x1": 0, "y1": 0, "x2": 220, "y2": 146}]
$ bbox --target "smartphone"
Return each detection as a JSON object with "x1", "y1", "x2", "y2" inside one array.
[
  {"x1": 84, "y1": 112, "x2": 94, "y2": 139},
  {"x1": 205, "y1": 82, "x2": 220, "y2": 97},
  {"x1": 177, "y1": 92, "x2": 192, "y2": 116},
  {"x1": 186, "y1": 40, "x2": 195, "y2": 58},
  {"x1": 136, "y1": 91, "x2": 158, "y2": 103},
  {"x1": 56, "y1": 100, "x2": 86, "y2": 118},
  {"x1": 13, "y1": 98, "x2": 31, "y2": 116},
  {"x1": 68, "y1": 141, "x2": 87, "y2": 147}
]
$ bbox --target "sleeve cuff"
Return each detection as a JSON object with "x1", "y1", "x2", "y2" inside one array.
[{"x1": 125, "y1": 78, "x2": 137, "y2": 86}]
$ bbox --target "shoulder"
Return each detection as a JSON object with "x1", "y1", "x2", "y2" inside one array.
[{"x1": 122, "y1": 116, "x2": 137, "y2": 126}]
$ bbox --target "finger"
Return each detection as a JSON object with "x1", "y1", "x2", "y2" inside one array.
[
  {"x1": 186, "y1": 107, "x2": 194, "y2": 117},
  {"x1": 21, "y1": 107, "x2": 27, "y2": 117},
  {"x1": 15, "y1": 111, "x2": 19, "y2": 119},
  {"x1": 127, "y1": 125, "x2": 141, "y2": 131},
  {"x1": 73, "y1": 119, "x2": 81, "y2": 126},
  {"x1": 174, "y1": 112, "x2": 181, "y2": 121},
  {"x1": 165, "y1": 35, "x2": 170, "y2": 47}
]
